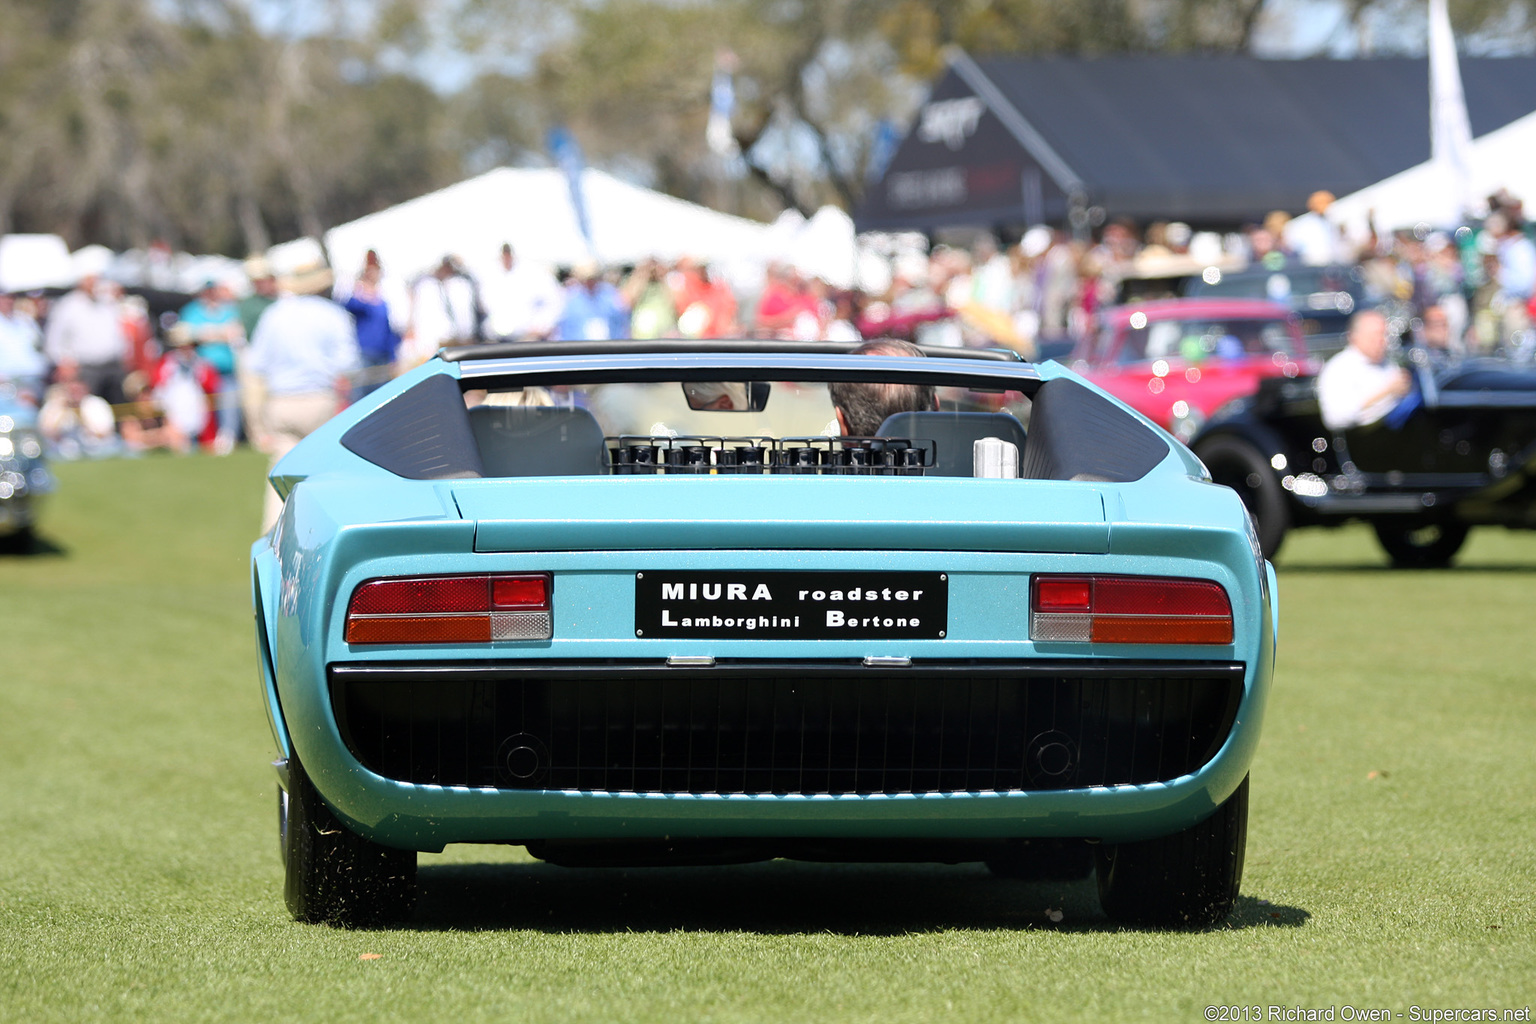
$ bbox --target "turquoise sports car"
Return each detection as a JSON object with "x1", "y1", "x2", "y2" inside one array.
[{"x1": 252, "y1": 340, "x2": 1277, "y2": 928}]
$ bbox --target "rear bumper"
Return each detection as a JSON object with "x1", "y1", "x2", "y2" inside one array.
[
  {"x1": 294, "y1": 657, "x2": 1267, "y2": 851},
  {"x1": 267, "y1": 533, "x2": 1275, "y2": 851}
]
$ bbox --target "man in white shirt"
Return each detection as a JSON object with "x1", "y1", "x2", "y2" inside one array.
[
  {"x1": 403, "y1": 257, "x2": 481, "y2": 364},
  {"x1": 247, "y1": 285, "x2": 360, "y2": 531},
  {"x1": 42, "y1": 274, "x2": 129, "y2": 404},
  {"x1": 1316, "y1": 309, "x2": 1411, "y2": 431},
  {"x1": 481, "y1": 244, "x2": 564, "y2": 342},
  {"x1": 1282, "y1": 190, "x2": 1349, "y2": 267}
]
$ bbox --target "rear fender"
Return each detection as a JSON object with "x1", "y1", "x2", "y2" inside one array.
[{"x1": 251, "y1": 536, "x2": 290, "y2": 761}]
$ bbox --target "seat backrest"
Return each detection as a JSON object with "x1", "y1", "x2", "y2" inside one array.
[
  {"x1": 875, "y1": 410, "x2": 1028, "y2": 477},
  {"x1": 467, "y1": 404, "x2": 607, "y2": 477}
]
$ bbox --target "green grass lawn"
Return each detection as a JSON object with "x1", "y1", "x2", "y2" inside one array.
[{"x1": 2, "y1": 453, "x2": 1532, "y2": 1022}]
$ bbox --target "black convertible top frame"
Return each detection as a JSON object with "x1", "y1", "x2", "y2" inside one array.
[
  {"x1": 439, "y1": 339, "x2": 1024, "y2": 364},
  {"x1": 340, "y1": 360, "x2": 1171, "y2": 484}
]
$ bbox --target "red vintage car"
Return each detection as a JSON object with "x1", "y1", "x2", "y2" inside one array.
[{"x1": 1070, "y1": 298, "x2": 1312, "y2": 443}]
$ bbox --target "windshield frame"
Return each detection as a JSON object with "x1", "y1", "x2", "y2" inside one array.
[{"x1": 454, "y1": 351, "x2": 1044, "y2": 394}]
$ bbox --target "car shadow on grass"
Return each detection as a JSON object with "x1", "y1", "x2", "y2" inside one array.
[
  {"x1": 406, "y1": 860, "x2": 1308, "y2": 934},
  {"x1": 1276, "y1": 562, "x2": 1536, "y2": 574},
  {"x1": 0, "y1": 530, "x2": 66, "y2": 557}
]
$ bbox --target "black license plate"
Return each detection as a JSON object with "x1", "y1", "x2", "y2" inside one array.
[{"x1": 635, "y1": 571, "x2": 947, "y2": 640}]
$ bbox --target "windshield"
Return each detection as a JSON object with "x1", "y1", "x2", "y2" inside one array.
[
  {"x1": 464, "y1": 378, "x2": 1033, "y2": 477},
  {"x1": 1118, "y1": 317, "x2": 1297, "y2": 364},
  {"x1": 1193, "y1": 267, "x2": 1356, "y2": 303}
]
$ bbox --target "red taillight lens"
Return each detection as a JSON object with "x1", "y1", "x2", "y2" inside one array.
[
  {"x1": 348, "y1": 576, "x2": 492, "y2": 615},
  {"x1": 345, "y1": 574, "x2": 552, "y2": 644},
  {"x1": 1031, "y1": 575, "x2": 1233, "y2": 645},
  {"x1": 492, "y1": 575, "x2": 549, "y2": 609},
  {"x1": 1034, "y1": 576, "x2": 1092, "y2": 611}
]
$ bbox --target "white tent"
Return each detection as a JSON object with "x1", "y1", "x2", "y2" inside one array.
[
  {"x1": 324, "y1": 167, "x2": 775, "y2": 290},
  {"x1": 1328, "y1": 111, "x2": 1536, "y2": 235},
  {"x1": 0, "y1": 234, "x2": 75, "y2": 292}
]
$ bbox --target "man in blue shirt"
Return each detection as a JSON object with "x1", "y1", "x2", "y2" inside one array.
[
  {"x1": 1488, "y1": 212, "x2": 1536, "y2": 344},
  {"x1": 340, "y1": 260, "x2": 401, "y2": 397},
  {"x1": 555, "y1": 261, "x2": 630, "y2": 341}
]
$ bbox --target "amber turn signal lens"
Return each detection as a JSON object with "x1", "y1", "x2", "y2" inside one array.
[{"x1": 345, "y1": 615, "x2": 492, "y2": 644}]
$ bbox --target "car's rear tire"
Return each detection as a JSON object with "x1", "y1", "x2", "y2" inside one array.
[
  {"x1": 1194, "y1": 437, "x2": 1289, "y2": 559},
  {"x1": 1095, "y1": 775, "x2": 1248, "y2": 928},
  {"x1": 281, "y1": 755, "x2": 416, "y2": 927},
  {"x1": 985, "y1": 838, "x2": 1094, "y2": 881},
  {"x1": 1372, "y1": 520, "x2": 1468, "y2": 568}
]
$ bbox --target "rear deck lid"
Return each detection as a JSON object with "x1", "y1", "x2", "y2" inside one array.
[{"x1": 454, "y1": 477, "x2": 1109, "y2": 554}]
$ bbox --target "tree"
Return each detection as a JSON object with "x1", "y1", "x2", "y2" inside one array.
[
  {"x1": 2, "y1": 0, "x2": 1533, "y2": 252},
  {"x1": 526, "y1": 0, "x2": 1315, "y2": 216}
]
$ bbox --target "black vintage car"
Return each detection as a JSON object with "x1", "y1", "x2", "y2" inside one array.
[
  {"x1": 1190, "y1": 360, "x2": 1536, "y2": 566},
  {"x1": 1187, "y1": 263, "x2": 1363, "y2": 359}
]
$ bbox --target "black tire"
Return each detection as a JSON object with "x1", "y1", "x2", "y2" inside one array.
[
  {"x1": 1372, "y1": 520, "x2": 1469, "y2": 568},
  {"x1": 281, "y1": 755, "x2": 416, "y2": 927},
  {"x1": 985, "y1": 838, "x2": 1095, "y2": 881},
  {"x1": 1194, "y1": 436, "x2": 1289, "y2": 559},
  {"x1": 1095, "y1": 775, "x2": 1248, "y2": 928}
]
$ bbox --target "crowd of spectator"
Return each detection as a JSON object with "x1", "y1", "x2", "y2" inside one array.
[{"x1": 3, "y1": 187, "x2": 1535, "y2": 468}]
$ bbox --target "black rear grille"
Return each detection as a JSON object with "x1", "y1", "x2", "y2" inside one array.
[{"x1": 330, "y1": 662, "x2": 1243, "y2": 795}]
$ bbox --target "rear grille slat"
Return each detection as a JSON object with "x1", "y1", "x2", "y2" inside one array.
[{"x1": 331, "y1": 664, "x2": 1243, "y2": 796}]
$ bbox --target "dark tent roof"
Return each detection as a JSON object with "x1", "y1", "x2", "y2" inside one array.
[{"x1": 854, "y1": 53, "x2": 1536, "y2": 232}]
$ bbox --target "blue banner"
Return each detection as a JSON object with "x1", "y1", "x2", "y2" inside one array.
[
  {"x1": 547, "y1": 126, "x2": 595, "y2": 256},
  {"x1": 865, "y1": 118, "x2": 900, "y2": 184}
]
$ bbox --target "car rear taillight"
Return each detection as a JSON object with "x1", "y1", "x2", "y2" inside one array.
[
  {"x1": 1030, "y1": 574, "x2": 1233, "y2": 644},
  {"x1": 345, "y1": 574, "x2": 552, "y2": 644}
]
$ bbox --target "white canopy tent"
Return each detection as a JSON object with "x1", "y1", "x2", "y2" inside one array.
[
  {"x1": 1328, "y1": 110, "x2": 1536, "y2": 235},
  {"x1": 323, "y1": 167, "x2": 778, "y2": 291},
  {"x1": 0, "y1": 234, "x2": 75, "y2": 293}
]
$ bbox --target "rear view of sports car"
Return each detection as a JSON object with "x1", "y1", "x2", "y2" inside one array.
[{"x1": 252, "y1": 340, "x2": 1278, "y2": 928}]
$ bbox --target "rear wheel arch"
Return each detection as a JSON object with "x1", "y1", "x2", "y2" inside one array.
[
  {"x1": 282, "y1": 754, "x2": 417, "y2": 926},
  {"x1": 1096, "y1": 774, "x2": 1249, "y2": 928},
  {"x1": 252, "y1": 559, "x2": 291, "y2": 761}
]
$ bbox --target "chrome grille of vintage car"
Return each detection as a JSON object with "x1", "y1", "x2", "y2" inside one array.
[{"x1": 329, "y1": 662, "x2": 1243, "y2": 795}]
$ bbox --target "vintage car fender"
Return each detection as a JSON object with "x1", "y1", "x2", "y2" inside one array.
[{"x1": 1189, "y1": 400, "x2": 1291, "y2": 465}]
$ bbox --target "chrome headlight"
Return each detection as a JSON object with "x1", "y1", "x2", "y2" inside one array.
[{"x1": 0, "y1": 428, "x2": 45, "y2": 464}]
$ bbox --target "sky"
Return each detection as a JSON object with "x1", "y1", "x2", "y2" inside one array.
[{"x1": 1255, "y1": 0, "x2": 1359, "y2": 56}]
